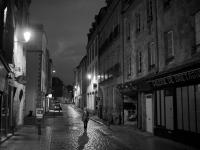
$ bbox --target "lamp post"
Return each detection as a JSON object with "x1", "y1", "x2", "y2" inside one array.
[
  {"x1": 87, "y1": 74, "x2": 92, "y2": 80},
  {"x1": 23, "y1": 30, "x2": 31, "y2": 42}
]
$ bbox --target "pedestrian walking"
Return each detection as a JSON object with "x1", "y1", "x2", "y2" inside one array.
[{"x1": 82, "y1": 107, "x2": 89, "y2": 131}]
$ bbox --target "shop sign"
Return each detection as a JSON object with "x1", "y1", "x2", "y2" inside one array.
[
  {"x1": 36, "y1": 108, "x2": 44, "y2": 119},
  {"x1": 151, "y1": 68, "x2": 200, "y2": 87}
]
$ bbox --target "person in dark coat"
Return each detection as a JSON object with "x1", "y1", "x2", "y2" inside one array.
[{"x1": 82, "y1": 108, "x2": 89, "y2": 131}]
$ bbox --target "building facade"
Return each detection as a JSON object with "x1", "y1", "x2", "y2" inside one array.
[
  {"x1": 80, "y1": 0, "x2": 200, "y2": 146},
  {"x1": 97, "y1": 0, "x2": 123, "y2": 123},
  {"x1": 25, "y1": 24, "x2": 49, "y2": 118},
  {"x1": 118, "y1": 0, "x2": 158, "y2": 128},
  {"x1": 0, "y1": 0, "x2": 31, "y2": 141},
  {"x1": 86, "y1": 20, "x2": 99, "y2": 113},
  {"x1": 148, "y1": 0, "x2": 200, "y2": 145},
  {"x1": 119, "y1": 0, "x2": 200, "y2": 146}
]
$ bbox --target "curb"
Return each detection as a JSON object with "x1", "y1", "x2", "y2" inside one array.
[
  {"x1": 0, "y1": 133, "x2": 13, "y2": 144},
  {"x1": 90, "y1": 118, "x2": 104, "y2": 125}
]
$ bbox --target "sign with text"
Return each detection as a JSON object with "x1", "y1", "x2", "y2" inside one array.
[
  {"x1": 36, "y1": 108, "x2": 44, "y2": 119},
  {"x1": 151, "y1": 68, "x2": 200, "y2": 87}
]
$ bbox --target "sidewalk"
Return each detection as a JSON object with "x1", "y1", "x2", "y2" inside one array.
[
  {"x1": 90, "y1": 115, "x2": 199, "y2": 150},
  {"x1": 0, "y1": 125, "x2": 52, "y2": 150}
]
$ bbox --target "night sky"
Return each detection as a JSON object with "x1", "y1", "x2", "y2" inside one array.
[{"x1": 29, "y1": 0, "x2": 105, "y2": 85}]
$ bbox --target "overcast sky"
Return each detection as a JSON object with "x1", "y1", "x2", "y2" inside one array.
[{"x1": 29, "y1": 0, "x2": 105, "y2": 85}]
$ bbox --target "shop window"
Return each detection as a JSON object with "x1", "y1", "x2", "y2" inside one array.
[
  {"x1": 156, "y1": 89, "x2": 174, "y2": 129},
  {"x1": 196, "y1": 84, "x2": 200, "y2": 133},
  {"x1": 176, "y1": 85, "x2": 200, "y2": 133}
]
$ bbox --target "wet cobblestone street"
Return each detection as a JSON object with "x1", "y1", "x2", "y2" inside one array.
[
  {"x1": 49, "y1": 105, "x2": 130, "y2": 150},
  {"x1": 1, "y1": 104, "x2": 198, "y2": 150}
]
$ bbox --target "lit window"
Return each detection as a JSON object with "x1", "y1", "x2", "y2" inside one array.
[{"x1": 4, "y1": 7, "x2": 7, "y2": 24}]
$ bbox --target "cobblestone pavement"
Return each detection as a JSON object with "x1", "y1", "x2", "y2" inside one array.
[
  {"x1": 50, "y1": 104, "x2": 130, "y2": 150},
  {"x1": 0, "y1": 104, "x2": 199, "y2": 150}
]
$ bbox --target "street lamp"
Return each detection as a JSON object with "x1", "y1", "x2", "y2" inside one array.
[
  {"x1": 23, "y1": 30, "x2": 31, "y2": 42},
  {"x1": 14, "y1": 28, "x2": 32, "y2": 43},
  {"x1": 87, "y1": 74, "x2": 92, "y2": 80}
]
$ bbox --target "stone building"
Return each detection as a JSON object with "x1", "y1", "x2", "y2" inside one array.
[
  {"x1": 86, "y1": 20, "x2": 99, "y2": 113},
  {"x1": 119, "y1": 0, "x2": 200, "y2": 146},
  {"x1": 148, "y1": 0, "x2": 200, "y2": 145},
  {"x1": 25, "y1": 24, "x2": 49, "y2": 118},
  {"x1": 0, "y1": 0, "x2": 31, "y2": 141},
  {"x1": 74, "y1": 56, "x2": 87, "y2": 109},
  {"x1": 97, "y1": 0, "x2": 123, "y2": 123},
  {"x1": 118, "y1": 0, "x2": 157, "y2": 128}
]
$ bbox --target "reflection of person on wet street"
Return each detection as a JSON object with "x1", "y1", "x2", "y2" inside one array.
[{"x1": 82, "y1": 108, "x2": 89, "y2": 131}]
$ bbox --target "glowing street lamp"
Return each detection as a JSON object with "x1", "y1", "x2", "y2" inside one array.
[
  {"x1": 87, "y1": 74, "x2": 92, "y2": 80},
  {"x1": 23, "y1": 30, "x2": 31, "y2": 42}
]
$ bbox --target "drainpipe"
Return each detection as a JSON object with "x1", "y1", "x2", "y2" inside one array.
[
  {"x1": 155, "y1": 0, "x2": 159, "y2": 73},
  {"x1": 121, "y1": 0, "x2": 125, "y2": 125}
]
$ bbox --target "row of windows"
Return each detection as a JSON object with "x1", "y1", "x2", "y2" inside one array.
[
  {"x1": 127, "y1": 8, "x2": 200, "y2": 77},
  {"x1": 88, "y1": 38, "x2": 98, "y2": 64},
  {"x1": 127, "y1": 41, "x2": 156, "y2": 78}
]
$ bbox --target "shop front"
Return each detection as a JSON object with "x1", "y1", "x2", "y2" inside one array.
[
  {"x1": 150, "y1": 63, "x2": 200, "y2": 146},
  {"x1": 0, "y1": 59, "x2": 12, "y2": 141}
]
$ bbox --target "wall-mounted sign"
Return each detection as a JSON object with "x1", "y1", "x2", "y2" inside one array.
[
  {"x1": 151, "y1": 68, "x2": 200, "y2": 87},
  {"x1": 36, "y1": 108, "x2": 44, "y2": 119}
]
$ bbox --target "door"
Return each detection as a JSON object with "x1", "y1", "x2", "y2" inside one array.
[
  {"x1": 146, "y1": 95, "x2": 153, "y2": 133},
  {"x1": 165, "y1": 96, "x2": 174, "y2": 130}
]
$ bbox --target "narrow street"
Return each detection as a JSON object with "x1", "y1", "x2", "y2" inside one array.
[{"x1": 0, "y1": 104, "x2": 198, "y2": 150}]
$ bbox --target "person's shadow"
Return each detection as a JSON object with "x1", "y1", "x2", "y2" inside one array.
[{"x1": 77, "y1": 131, "x2": 89, "y2": 150}]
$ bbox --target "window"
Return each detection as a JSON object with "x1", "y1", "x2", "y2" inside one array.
[
  {"x1": 137, "y1": 51, "x2": 142, "y2": 73},
  {"x1": 164, "y1": 31, "x2": 174, "y2": 62},
  {"x1": 4, "y1": 7, "x2": 8, "y2": 24},
  {"x1": 136, "y1": 13, "x2": 141, "y2": 34},
  {"x1": 95, "y1": 38, "x2": 98, "y2": 56},
  {"x1": 163, "y1": 0, "x2": 172, "y2": 10},
  {"x1": 126, "y1": 21, "x2": 131, "y2": 40},
  {"x1": 148, "y1": 42, "x2": 156, "y2": 70},
  {"x1": 146, "y1": 0, "x2": 153, "y2": 23},
  {"x1": 127, "y1": 56, "x2": 132, "y2": 77},
  {"x1": 195, "y1": 11, "x2": 200, "y2": 47},
  {"x1": 176, "y1": 85, "x2": 200, "y2": 133}
]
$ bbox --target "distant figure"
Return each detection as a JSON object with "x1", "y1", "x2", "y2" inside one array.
[
  {"x1": 27, "y1": 110, "x2": 33, "y2": 117},
  {"x1": 82, "y1": 108, "x2": 89, "y2": 131}
]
